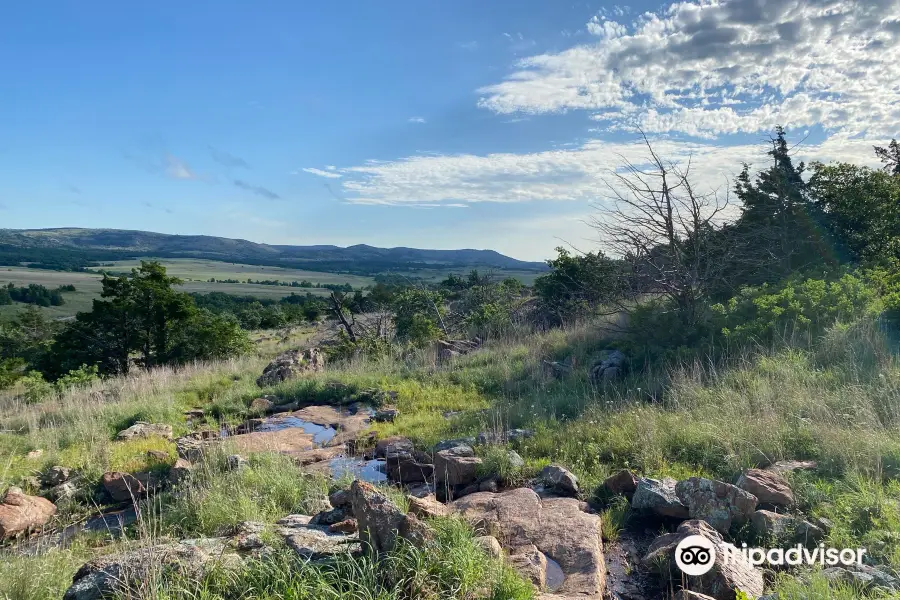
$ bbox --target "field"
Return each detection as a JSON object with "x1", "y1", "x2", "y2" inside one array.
[{"x1": 0, "y1": 260, "x2": 375, "y2": 321}]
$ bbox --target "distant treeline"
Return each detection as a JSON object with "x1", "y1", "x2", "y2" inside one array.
[
  {"x1": 190, "y1": 291, "x2": 327, "y2": 330},
  {"x1": 0, "y1": 283, "x2": 75, "y2": 307},
  {"x1": 207, "y1": 278, "x2": 354, "y2": 292}
]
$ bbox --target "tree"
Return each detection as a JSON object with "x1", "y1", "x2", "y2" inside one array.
[
  {"x1": 534, "y1": 247, "x2": 624, "y2": 325},
  {"x1": 733, "y1": 126, "x2": 833, "y2": 282},
  {"x1": 393, "y1": 288, "x2": 446, "y2": 346},
  {"x1": 874, "y1": 139, "x2": 900, "y2": 176},
  {"x1": 808, "y1": 162, "x2": 900, "y2": 265},
  {"x1": 592, "y1": 132, "x2": 733, "y2": 327},
  {"x1": 167, "y1": 309, "x2": 252, "y2": 364}
]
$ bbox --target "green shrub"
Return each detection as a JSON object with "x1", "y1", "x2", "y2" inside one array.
[
  {"x1": 55, "y1": 364, "x2": 100, "y2": 392},
  {"x1": 19, "y1": 371, "x2": 54, "y2": 404}
]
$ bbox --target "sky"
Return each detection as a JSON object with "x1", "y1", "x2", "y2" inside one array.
[{"x1": 1, "y1": 0, "x2": 898, "y2": 261}]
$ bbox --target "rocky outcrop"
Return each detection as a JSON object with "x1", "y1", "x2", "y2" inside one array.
[
  {"x1": 256, "y1": 348, "x2": 325, "y2": 387},
  {"x1": 750, "y1": 510, "x2": 825, "y2": 547},
  {"x1": 475, "y1": 428, "x2": 534, "y2": 445},
  {"x1": 407, "y1": 494, "x2": 449, "y2": 519},
  {"x1": 643, "y1": 519, "x2": 764, "y2": 600},
  {"x1": 451, "y1": 487, "x2": 605, "y2": 599},
  {"x1": 276, "y1": 514, "x2": 360, "y2": 559},
  {"x1": 822, "y1": 565, "x2": 900, "y2": 592},
  {"x1": 63, "y1": 539, "x2": 238, "y2": 600},
  {"x1": 102, "y1": 471, "x2": 163, "y2": 503},
  {"x1": 736, "y1": 468, "x2": 794, "y2": 507},
  {"x1": 539, "y1": 465, "x2": 579, "y2": 496},
  {"x1": 604, "y1": 469, "x2": 638, "y2": 497},
  {"x1": 349, "y1": 480, "x2": 433, "y2": 554},
  {"x1": 675, "y1": 477, "x2": 757, "y2": 533},
  {"x1": 384, "y1": 439, "x2": 433, "y2": 484},
  {"x1": 435, "y1": 338, "x2": 482, "y2": 362},
  {"x1": 434, "y1": 445, "x2": 482, "y2": 489},
  {"x1": 116, "y1": 422, "x2": 173, "y2": 441},
  {"x1": 589, "y1": 350, "x2": 626, "y2": 383},
  {"x1": 0, "y1": 487, "x2": 57, "y2": 540},
  {"x1": 632, "y1": 477, "x2": 690, "y2": 519},
  {"x1": 175, "y1": 435, "x2": 209, "y2": 463},
  {"x1": 42, "y1": 466, "x2": 73, "y2": 487}
]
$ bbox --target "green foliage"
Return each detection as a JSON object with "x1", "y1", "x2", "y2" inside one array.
[
  {"x1": 712, "y1": 274, "x2": 878, "y2": 347},
  {"x1": 534, "y1": 247, "x2": 624, "y2": 325},
  {"x1": 0, "y1": 357, "x2": 25, "y2": 388},
  {"x1": 167, "y1": 309, "x2": 253, "y2": 364},
  {"x1": 19, "y1": 371, "x2": 54, "y2": 404},
  {"x1": 3, "y1": 282, "x2": 67, "y2": 306},
  {"x1": 55, "y1": 364, "x2": 100, "y2": 391},
  {"x1": 393, "y1": 288, "x2": 445, "y2": 346}
]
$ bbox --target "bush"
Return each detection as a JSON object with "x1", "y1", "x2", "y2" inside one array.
[
  {"x1": 55, "y1": 364, "x2": 99, "y2": 391},
  {"x1": 19, "y1": 371, "x2": 54, "y2": 404}
]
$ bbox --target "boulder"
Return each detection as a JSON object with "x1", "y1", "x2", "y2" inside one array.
[
  {"x1": 822, "y1": 565, "x2": 900, "y2": 592},
  {"x1": 375, "y1": 436, "x2": 414, "y2": 459},
  {"x1": 604, "y1": 469, "x2": 638, "y2": 497},
  {"x1": 311, "y1": 507, "x2": 349, "y2": 526},
  {"x1": 474, "y1": 535, "x2": 503, "y2": 558},
  {"x1": 146, "y1": 450, "x2": 171, "y2": 462},
  {"x1": 63, "y1": 539, "x2": 238, "y2": 600},
  {"x1": 168, "y1": 458, "x2": 193, "y2": 484},
  {"x1": 736, "y1": 468, "x2": 794, "y2": 507},
  {"x1": 249, "y1": 397, "x2": 275, "y2": 412},
  {"x1": 328, "y1": 518, "x2": 358, "y2": 534},
  {"x1": 407, "y1": 494, "x2": 450, "y2": 519},
  {"x1": 433, "y1": 438, "x2": 477, "y2": 452},
  {"x1": 0, "y1": 487, "x2": 57, "y2": 539},
  {"x1": 540, "y1": 464, "x2": 579, "y2": 496},
  {"x1": 329, "y1": 489, "x2": 351, "y2": 508},
  {"x1": 508, "y1": 544, "x2": 549, "y2": 588},
  {"x1": 434, "y1": 445, "x2": 481, "y2": 488},
  {"x1": 451, "y1": 487, "x2": 605, "y2": 599},
  {"x1": 675, "y1": 477, "x2": 757, "y2": 533},
  {"x1": 384, "y1": 442, "x2": 433, "y2": 484},
  {"x1": 589, "y1": 350, "x2": 626, "y2": 383},
  {"x1": 116, "y1": 422, "x2": 173, "y2": 441},
  {"x1": 632, "y1": 477, "x2": 690, "y2": 519},
  {"x1": 226, "y1": 455, "x2": 249, "y2": 470},
  {"x1": 349, "y1": 480, "x2": 433, "y2": 554},
  {"x1": 750, "y1": 510, "x2": 825, "y2": 548},
  {"x1": 643, "y1": 519, "x2": 764, "y2": 600},
  {"x1": 373, "y1": 408, "x2": 399, "y2": 423},
  {"x1": 101, "y1": 472, "x2": 161, "y2": 503},
  {"x1": 276, "y1": 513, "x2": 360, "y2": 559},
  {"x1": 175, "y1": 436, "x2": 208, "y2": 463},
  {"x1": 42, "y1": 465, "x2": 73, "y2": 487},
  {"x1": 47, "y1": 481, "x2": 80, "y2": 502},
  {"x1": 184, "y1": 408, "x2": 205, "y2": 419},
  {"x1": 256, "y1": 348, "x2": 325, "y2": 387}
]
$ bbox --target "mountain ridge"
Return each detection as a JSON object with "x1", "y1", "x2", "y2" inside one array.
[{"x1": 0, "y1": 228, "x2": 548, "y2": 274}]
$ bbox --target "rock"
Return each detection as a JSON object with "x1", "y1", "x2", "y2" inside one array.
[
  {"x1": 22, "y1": 476, "x2": 41, "y2": 491},
  {"x1": 675, "y1": 477, "x2": 758, "y2": 533},
  {"x1": 311, "y1": 507, "x2": 348, "y2": 526},
  {"x1": 349, "y1": 480, "x2": 432, "y2": 554},
  {"x1": 43, "y1": 466, "x2": 73, "y2": 487},
  {"x1": 407, "y1": 494, "x2": 449, "y2": 519},
  {"x1": 475, "y1": 429, "x2": 535, "y2": 446},
  {"x1": 766, "y1": 460, "x2": 817, "y2": 474},
  {"x1": 329, "y1": 489, "x2": 351, "y2": 508},
  {"x1": 479, "y1": 477, "x2": 499, "y2": 493},
  {"x1": 236, "y1": 533, "x2": 264, "y2": 551},
  {"x1": 276, "y1": 514, "x2": 360, "y2": 559},
  {"x1": 507, "y1": 451, "x2": 525, "y2": 470},
  {"x1": 632, "y1": 478, "x2": 690, "y2": 519},
  {"x1": 0, "y1": 487, "x2": 57, "y2": 539},
  {"x1": 26, "y1": 449, "x2": 44, "y2": 459},
  {"x1": 115, "y1": 422, "x2": 173, "y2": 441},
  {"x1": 508, "y1": 544, "x2": 549, "y2": 589},
  {"x1": 750, "y1": 510, "x2": 825, "y2": 547},
  {"x1": 406, "y1": 482, "x2": 435, "y2": 498},
  {"x1": 604, "y1": 470, "x2": 638, "y2": 497},
  {"x1": 434, "y1": 446, "x2": 481, "y2": 488},
  {"x1": 384, "y1": 441, "x2": 433, "y2": 484},
  {"x1": 433, "y1": 438, "x2": 477, "y2": 452},
  {"x1": 250, "y1": 397, "x2": 275, "y2": 412},
  {"x1": 48, "y1": 481, "x2": 79, "y2": 501},
  {"x1": 101, "y1": 472, "x2": 157, "y2": 503},
  {"x1": 328, "y1": 519, "x2": 358, "y2": 534},
  {"x1": 168, "y1": 458, "x2": 193, "y2": 484},
  {"x1": 63, "y1": 539, "x2": 237, "y2": 600},
  {"x1": 226, "y1": 455, "x2": 249, "y2": 471},
  {"x1": 736, "y1": 468, "x2": 794, "y2": 507},
  {"x1": 184, "y1": 408, "x2": 205, "y2": 419},
  {"x1": 474, "y1": 535, "x2": 503, "y2": 558},
  {"x1": 146, "y1": 450, "x2": 171, "y2": 462},
  {"x1": 175, "y1": 436, "x2": 208, "y2": 463},
  {"x1": 589, "y1": 350, "x2": 626, "y2": 383},
  {"x1": 451, "y1": 487, "x2": 605, "y2": 599},
  {"x1": 373, "y1": 408, "x2": 399, "y2": 423},
  {"x1": 375, "y1": 436, "x2": 414, "y2": 459},
  {"x1": 643, "y1": 519, "x2": 764, "y2": 600},
  {"x1": 822, "y1": 565, "x2": 900, "y2": 592},
  {"x1": 256, "y1": 348, "x2": 325, "y2": 387},
  {"x1": 540, "y1": 465, "x2": 579, "y2": 496}
]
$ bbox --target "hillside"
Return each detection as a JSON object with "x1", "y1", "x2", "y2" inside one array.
[{"x1": 0, "y1": 228, "x2": 548, "y2": 274}]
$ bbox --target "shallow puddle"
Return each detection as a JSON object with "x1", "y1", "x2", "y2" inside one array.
[
  {"x1": 255, "y1": 416, "x2": 337, "y2": 445},
  {"x1": 328, "y1": 457, "x2": 388, "y2": 483}
]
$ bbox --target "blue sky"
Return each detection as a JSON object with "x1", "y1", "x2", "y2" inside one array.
[{"x1": 2, "y1": 0, "x2": 898, "y2": 260}]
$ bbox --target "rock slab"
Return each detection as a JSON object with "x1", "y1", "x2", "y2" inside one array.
[{"x1": 0, "y1": 487, "x2": 57, "y2": 540}]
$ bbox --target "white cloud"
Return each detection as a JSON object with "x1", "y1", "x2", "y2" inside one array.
[
  {"x1": 478, "y1": 0, "x2": 900, "y2": 139},
  {"x1": 165, "y1": 155, "x2": 199, "y2": 180},
  {"x1": 301, "y1": 167, "x2": 342, "y2": 179},
  {"x1": 408, "y1": 117, "x2": 427, "y2": 124},
  {"x1": 339, "y1": 132, "x2": 888, "y2": 206}
]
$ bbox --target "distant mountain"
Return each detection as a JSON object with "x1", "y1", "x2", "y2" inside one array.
[{"x1": 0, "y1": 228, "x2": 548, "y2": 275}]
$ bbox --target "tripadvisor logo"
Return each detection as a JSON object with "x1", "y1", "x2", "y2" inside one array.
[{"x1": 675, "y1": 535, "x2": 867, "y2": 575}]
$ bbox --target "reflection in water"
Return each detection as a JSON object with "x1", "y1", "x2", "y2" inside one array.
[{"x1": 328, "y1": 457, "x2": 388, "y2": 482}]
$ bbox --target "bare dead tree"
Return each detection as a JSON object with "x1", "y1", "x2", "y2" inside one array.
[
  {"x1": 328, "y1": 292, "x2": 357, "y2": 342},
  {"x1": 591, "y1": 131, "x2": 734, "y2": 325}
]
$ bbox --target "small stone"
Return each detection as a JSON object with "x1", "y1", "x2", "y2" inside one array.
[
  {"x1": 250, "y1": 397, "x2": 275, "y2": 412},
  {"x1": 479, "y1": 477, "x2": 499, "y2": 493},
  {"x1": 183, "y1": 408, "x2": 205, "y2": 419},
  {"x1": 226, "y1": 455, "x2": 249, "y2": 471},
  {"x1": 736, "y1": 468, "x2": 794, "y2": 507},
  {"x1": 539, "y1": 464, "x2": 579, "y2": 496},
  {"x1": 329, "y1": 489, "x2": 351, "y2": 508},
  {"x1": 407, "y1": 494, "x2": 449, "y2": 519},
  {"x1": 116, "y1": 422, "x2": 173, "y2": 441},
  {"x1": 473, "y1": 535, "x2": 503, "y2": 558},
  {"x1": 604, "y1": 469, "x2": 638, "y2": 497},
  {"x1": 373, "y1": 408, "x2": 399, "y2": 423},
  {"x1": 328, "y1": 519, "x2": 358, "y2": 534},
  {"x1": 146, "y1": 450, "x2": 170, "y2": 462},
  {"x1": 42, "y1": 466, "x2": 73, "y2": 487}
]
